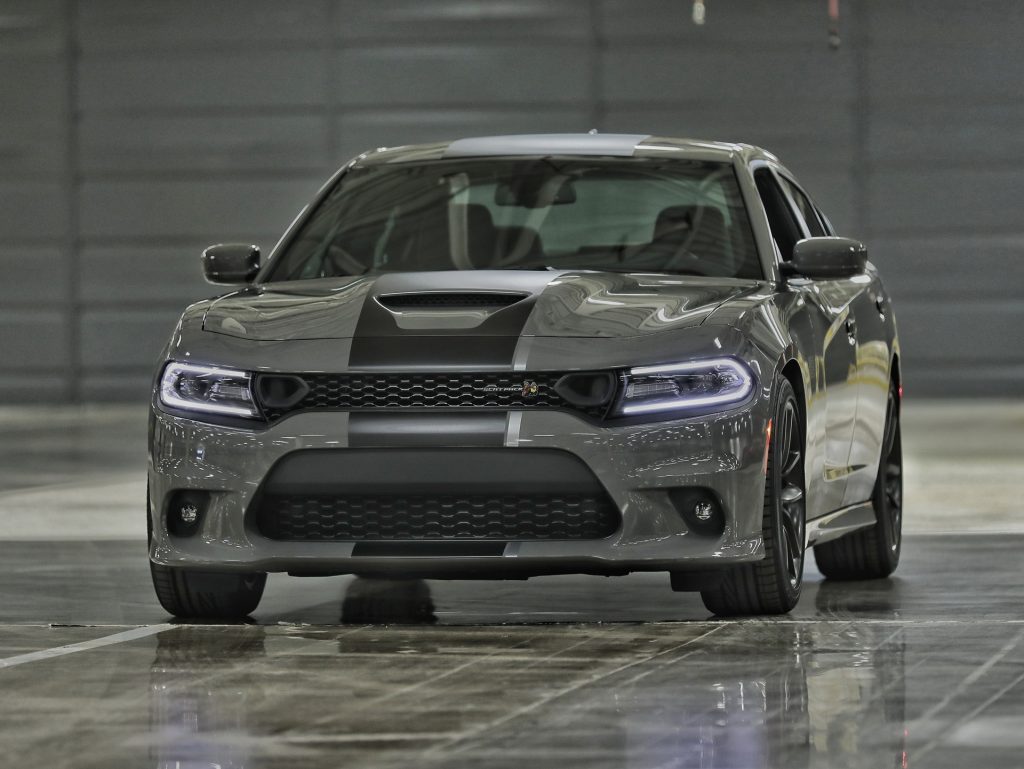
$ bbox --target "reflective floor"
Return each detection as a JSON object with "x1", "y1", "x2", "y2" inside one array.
[{"x1": 0, "y1": 403, "x2": 1022, "y2": 768}]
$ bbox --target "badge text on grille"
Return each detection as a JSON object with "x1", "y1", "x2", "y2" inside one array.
[{"x1": 481, "y1": 380, "x2": 540, "y2": 398}]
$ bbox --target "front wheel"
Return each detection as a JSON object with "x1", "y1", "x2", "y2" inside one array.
[
  {"x1": 814, "y1": 381, "x2": 902, "y2": 579},
  {"x1": 701, "y1": 377, "x2": 807, "y2": 616},
  {"x1": 150, "y1": 562, "x2": 267, "y2": 620}
]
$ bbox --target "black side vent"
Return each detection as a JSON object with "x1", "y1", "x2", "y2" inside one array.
[{"x1": 377, "y1": 292, "x2": 528, "y2": 310}]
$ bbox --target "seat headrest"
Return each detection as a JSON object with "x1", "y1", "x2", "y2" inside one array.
[
  {"x1": 654, "y1": 205, "x2": 726, "y2": 239},
  {"x1": 464, "y1": 203, "x2": 495, "y2": 232}
]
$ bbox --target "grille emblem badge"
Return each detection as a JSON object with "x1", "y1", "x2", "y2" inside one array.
[{"x1": 481, "y1": 380, "x2": 540, "y2": 398}]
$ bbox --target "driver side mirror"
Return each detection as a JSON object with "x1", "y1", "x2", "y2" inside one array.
[
  {"x1": 202, "y1": 244, "x2": 260, "y2": 285},
  {"x1": 784, "y1": 237, "x2": 867, "y2": 279}
]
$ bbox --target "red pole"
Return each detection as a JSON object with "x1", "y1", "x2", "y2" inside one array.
[{"x1": 828, "y1": 0, "x2": 841, "y2": 49}]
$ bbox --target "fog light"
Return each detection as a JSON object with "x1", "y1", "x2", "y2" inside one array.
[
  {"x1": 668, "y1": 488, "x2": 726, "y2": 537},
  {"x1": 166, "y1": 491, "x2": 209, "y2": 537},
  {"x1": 179, "y1": 503, "x2": 199, "y2": 524},
  {"x1": 693, "y1": 501, "x2": 714, "y2": 522}
]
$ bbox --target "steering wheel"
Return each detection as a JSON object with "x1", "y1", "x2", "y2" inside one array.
[{"x1": 326, "y1": 243, "x2": 367, "y2": 276}]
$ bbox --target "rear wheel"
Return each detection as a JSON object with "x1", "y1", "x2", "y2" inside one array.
[
  {"x1": 701, "y1": 377, "x2": 806, "y2": 616},
  {"x1": 814, "y1": 381, "x2": 902, "y2": 579}
]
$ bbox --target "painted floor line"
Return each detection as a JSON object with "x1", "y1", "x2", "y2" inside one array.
[
  {"x1": 0, "y1": 624, "x2": 172, "y2": 669},
  {"x1": 910, "y1": 627, "x2": 1024, "y2": 732}
]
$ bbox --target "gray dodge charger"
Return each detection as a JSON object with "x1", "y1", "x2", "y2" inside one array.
[{"x1": 148, "y1": 134, "x2": 903, "y2": 619}]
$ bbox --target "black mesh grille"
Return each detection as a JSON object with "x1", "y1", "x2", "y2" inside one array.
[
  {"x1": 255, "y1": 493, "x2": 620, "y2": 542},
  {"x1": 259, "y1": 371, "x2": 608, "y2": 421},
  {"x1": 378, "y1": 292, "x2": 526, "y2": 309}
]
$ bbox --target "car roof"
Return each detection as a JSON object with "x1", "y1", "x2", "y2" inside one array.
[{"x1": 352, "y1": 133, "x2": 778, "y2": 167}]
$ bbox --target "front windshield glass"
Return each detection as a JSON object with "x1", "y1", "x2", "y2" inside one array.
[{"x1": 264, "y1": 157, "x2": 762, "y2": 281}]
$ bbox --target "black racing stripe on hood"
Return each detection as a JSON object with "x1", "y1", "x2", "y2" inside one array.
[{"x1": 348, "y1": 290, "x2": 539, "y2": 369}]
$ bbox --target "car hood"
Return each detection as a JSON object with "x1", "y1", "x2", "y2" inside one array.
[{"x1": 201, "y1": 270, "x2": 760, "y2": 341}]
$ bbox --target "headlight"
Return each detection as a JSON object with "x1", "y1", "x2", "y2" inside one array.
[
  {"x1": 615, "y1": 358, "x2": 754, "y2": 416},
  {"x1": 158, "y1": 361, "x2": 259, "y2": 418}
]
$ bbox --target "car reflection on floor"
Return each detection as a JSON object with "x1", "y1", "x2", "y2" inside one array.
[
  {"x1": 341, "y1": 578, "x2": 438, "y2": 625},
  {"x1": 147, "y1": 579, "x2": 909, "y2": 769},
  {"x1": 149, "y1": 627, "x2": 266, "y2": 769}
]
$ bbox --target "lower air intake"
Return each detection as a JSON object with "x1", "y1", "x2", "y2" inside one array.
[{"x1": 254, "y1": 493, "x2": 620, "y2": 542}]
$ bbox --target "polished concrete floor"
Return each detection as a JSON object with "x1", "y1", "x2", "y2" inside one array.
[{"x1": 0, "y1": 402, "x2": 1022, "y2": 768}]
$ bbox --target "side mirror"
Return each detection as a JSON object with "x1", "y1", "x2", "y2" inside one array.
[
  {"x1": 785, "y1": 237, "x2": 866, "y2": 279},
  {"x1": 202, "y1": 244, "x2": 260, "y2": 285}
]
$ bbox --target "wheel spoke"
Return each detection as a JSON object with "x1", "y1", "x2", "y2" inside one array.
[
  {"x1": 886, "y1": 465, "x2": 902, "y2": 509},
  {"x1": 882, "y1": 397, "x2": 897, "y2": 457},
  {"x1": 771, "y1": 390, "x2": 806, "y2": 590},
  {"x1": 781, "y1": 448, "x2": 802, "y2": 478},
  {"x1": 778, "y1": 402, "x2": 802, "y2": 479},
  {"x1": 783, "y1": 519, "x2": 803, "y2": 581},
  {"x1": 881, "y1": 399, "x2": 903, "y2": 549},
  {"x1": 778, "y1": 409, "x2": 792, "y2": 469},
  {"x1": 782, "y1": 506, "x2": 803, "y2": 554},
  {"x1": 780, "y1": 491, "x2": 805, "y2": 583},
  {"x1": 887, "y1": 486, "x2": 901, "y2": 510}
]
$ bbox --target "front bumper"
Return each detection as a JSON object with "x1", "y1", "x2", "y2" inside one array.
[{"x1": 148, "y1": 401, "x2": 770, "y2": 577}]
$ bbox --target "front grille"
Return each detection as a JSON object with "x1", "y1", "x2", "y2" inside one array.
[
  {"x1": 258, "y1": 371, "x2": 609, "y2": 421},
  {"x1": 254, "y1": 493, "x2": 620, "y2": 542}
]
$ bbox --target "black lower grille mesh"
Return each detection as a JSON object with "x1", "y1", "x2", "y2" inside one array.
[
  {"x1": 255, "y1": 493, "x2": 620, "y2": 542},
  {"x1": 257, "y1": 371, "x2": 608, "y2": 421}
]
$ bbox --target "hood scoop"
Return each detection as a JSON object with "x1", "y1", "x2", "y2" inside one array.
[
  {"x1": 378, "y1": 292, "x2": 527, "y2": 311},
  {"x1": 375, "y1": 291, "x2": 532, "y2": 331}
]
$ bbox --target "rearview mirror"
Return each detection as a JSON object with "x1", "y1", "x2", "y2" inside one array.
[
  {"x1": 786, "y1": 237, "x2": 867, "y2": 279},
  {"x1": 202, "y1": 244, "x2": 260, "y2": 285}
]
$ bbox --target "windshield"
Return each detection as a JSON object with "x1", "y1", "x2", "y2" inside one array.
[{"x1": 264, "y1": 157, "x2": 763, "y2": 281}]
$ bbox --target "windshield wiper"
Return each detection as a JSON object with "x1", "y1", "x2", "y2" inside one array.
[
  {"x1": 559, "y1": 266, "x2": 704, "y2": 276},
  {"x1": 493, "y1": 264, "x2": 559, "y2": 271}
]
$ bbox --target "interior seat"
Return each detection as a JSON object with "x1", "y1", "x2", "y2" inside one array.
[{"x1": 648, "y1": 204, "x2": 736, "y2": 272}]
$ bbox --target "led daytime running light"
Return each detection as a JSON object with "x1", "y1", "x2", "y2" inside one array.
[
  {"x1": 619, "y1": 358, "x2": 754, "y2": 416},
  {"x1": 159, "y1": 361, "x2": 258, "y2": 418}
]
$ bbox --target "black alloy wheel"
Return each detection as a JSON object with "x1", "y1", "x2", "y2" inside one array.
[
  {"x1": 814, "y1": 380, "x2": 902, "y2": 579},
  {"x1": 776, "y1": 393, "x2": 807, "y2": 592},
  {"x1": 701, "y1": 377, "x2": 806, "y2": 616}
]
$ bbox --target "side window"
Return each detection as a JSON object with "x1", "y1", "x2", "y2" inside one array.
[
  {"x1": 754, "y1": 168, "x2": 803, "y2": 261},
  {"x1": 779, "y1": 177, "x2": 827, "y2": 237},
  {"x1": 812, "y1": 203, "x2": 835, "y2": 235}
]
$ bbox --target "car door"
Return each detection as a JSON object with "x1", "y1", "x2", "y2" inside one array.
[
  {"x1": 776, "y1": 171, "x2": 882, "y2": 506},
  {"x1": 755, "y1": 166, "x2": 859, "y2": 512},
  {"x1": 812, "y1": 207, "x2": 890, "y2": 505}
]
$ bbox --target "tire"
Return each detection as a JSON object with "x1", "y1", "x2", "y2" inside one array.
[
  {"x1": 701, "y1": 377, "x2": 807, "y2": 616},
  {"x1": 814, "y1": 380, "x2": 902, "y2": 580},
  {"x1": 150, "y1": 562, "x2": 267, "y2": 620},
  {"x1": 147, "y1": 489, "x2": 267, "y2": 619}
]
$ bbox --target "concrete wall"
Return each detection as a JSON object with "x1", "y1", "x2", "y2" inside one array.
[{"x1": 1, "y1": 0, "x2": 1022, "y2": 401}]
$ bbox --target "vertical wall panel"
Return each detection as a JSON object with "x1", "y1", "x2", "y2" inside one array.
[
  {"x1": 0, "y1": 0, "x2": 72, "y2": 401},
  {"x1": 0, "y1": 0, "x2": 1020, "y2": 400},
  {"x1": 864, "y1": 1, "x2": 1024, "y2": 395},
  {"x1": 77, "y1": 0, "x2": 331, "y2": 50},
  {"x1": 70, "y1": 0, "x2": 335, "y2": 401},
  {"x1": 337, "y1": 0, "x2": 591, "y2": 41},
  {"x1": 333, "y1": 45, "x2": 592, "y2": 107}
]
